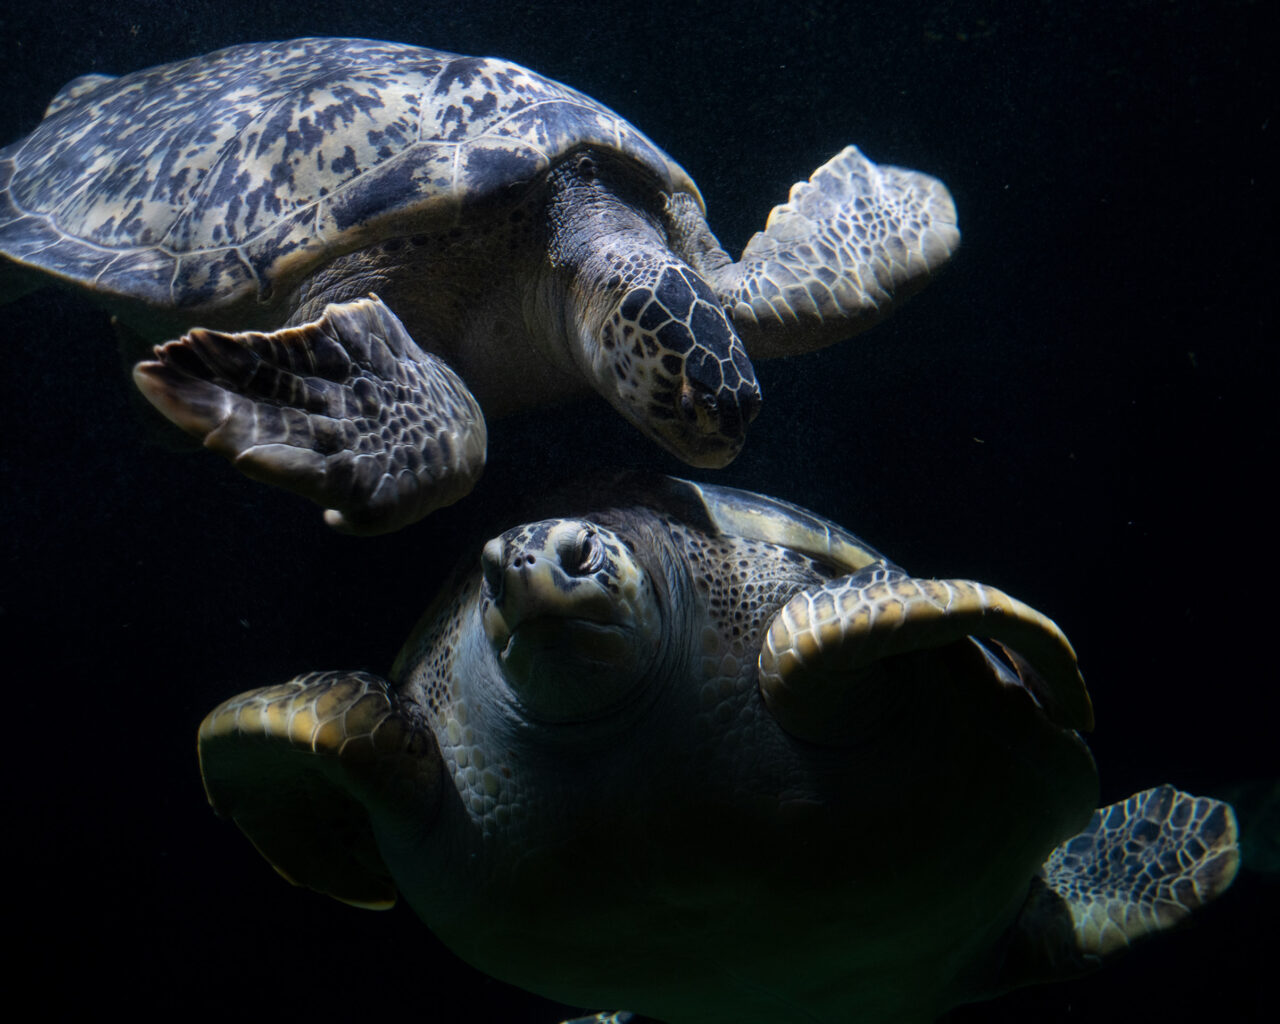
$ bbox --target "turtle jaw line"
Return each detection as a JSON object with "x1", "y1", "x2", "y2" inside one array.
[
  {"x1": 496, "y1": 612, "x2": 630, "y2": 657},
  {"x1": 652, "y1": 417, "x2": 746, "y2": 469},
  {"x1": 482, "y1": 572, "x2": 630, "y2": 654},
  {"x1": 494, "y1": 615, "x2": 654, "y2": 724},
  {"x1": 483, "y1": 583, "x2": 637, "y2": 666}
]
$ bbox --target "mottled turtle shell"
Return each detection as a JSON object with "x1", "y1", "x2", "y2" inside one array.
[{"x1": 0, "y1": 37, "x2": 698, "y2": 310}]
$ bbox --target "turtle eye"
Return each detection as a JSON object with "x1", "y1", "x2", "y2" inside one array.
[
  {"x1": 677, "y1": 383, "x2": 717, "y2": 427},
  {"x1": 566, "y1": 528, "x2": 605, "y2": 576},
  {"x1": 678, "y1": 388, "x2": 697, "y2": 423},
  {"x1": 575, "y1": 152, "x2": 597, "y2": 180}
]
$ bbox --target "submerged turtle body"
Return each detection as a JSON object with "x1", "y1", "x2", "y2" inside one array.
[
  {"x1": 0, "y1": 38, "x2": 959, "y2": 533},
  {"x1": 198, "y1": 475, "x2": 1239, "y2": 1023}
]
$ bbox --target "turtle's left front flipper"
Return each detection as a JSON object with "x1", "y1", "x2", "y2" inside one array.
[
  {"x1": 133, "y1": 295, "x2": 487, "y2": 535},
  {"x1": 683, "y1": 146, "x2": 959, "y2": 360},
  {"x1": 992, "y1": 786, "x2": 1239, "y2": 989}
]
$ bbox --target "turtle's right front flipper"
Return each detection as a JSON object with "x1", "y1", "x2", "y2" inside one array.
[
  {"x1": 198, "y1": 670, "x2": 444, "y2": 910},
  {"x1": 133, "y1": 295, "x2": 487, "y2": 534}
]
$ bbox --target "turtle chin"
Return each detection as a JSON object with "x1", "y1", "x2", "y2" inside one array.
[
  {"x1": 498, "y1": 616, "x2": 652, "y2": 722},
  {"x1": 648, "y1": 410, "x2": 746, "y2": 469},
  {"x1": 614, "y1": 375, "x2": 760, "y2": 470}
]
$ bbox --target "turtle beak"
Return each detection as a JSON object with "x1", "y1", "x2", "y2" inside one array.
[{"x1": 671, "y1": 371, "x2": 762, "y2": 468}]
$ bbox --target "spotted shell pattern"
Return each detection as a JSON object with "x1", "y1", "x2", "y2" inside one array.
[{"x1": 0, "y1": 37, "x2": 697, "y2": 309}]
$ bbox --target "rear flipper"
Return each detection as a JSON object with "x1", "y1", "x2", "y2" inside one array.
[
  {"x1": 133, "y1": 294, "x2": 487, "y2": 534},
  {"x1": 997, "y1": 785, "x2": 1239, "y2": 989}
]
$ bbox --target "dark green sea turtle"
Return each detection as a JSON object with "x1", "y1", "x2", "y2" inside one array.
[
  {"x1": 198, "y1": 475, "x2": 1238, "y2": 1023},
  {"x1": 0, "y1": 38, "x2": 958, "y2": 533}
]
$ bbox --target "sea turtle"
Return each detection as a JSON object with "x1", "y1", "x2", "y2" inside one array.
[
  {"x1": 198, "y1": 474, "x2": 1238, "y2": 1023},
  {"x1": 0, "y1": 38, "x2": 959, "y2": 534}
]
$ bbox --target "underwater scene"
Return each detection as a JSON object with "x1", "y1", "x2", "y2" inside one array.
[{"x1": 1, "y1": 0, "x2": 1271, "y2": 1019}]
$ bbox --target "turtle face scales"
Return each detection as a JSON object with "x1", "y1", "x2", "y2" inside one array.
[
  {"x1": 540, "y1": 150, "x2": 762, "y2": 468},
  {"x1": 480, "y1": 517, "x2": 664, "y2": 723},
  {"x1": 601, "y1": 259, "x2": 762, "y2": 467}
]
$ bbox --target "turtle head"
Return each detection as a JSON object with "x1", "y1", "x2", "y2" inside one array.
[
  {"x1": 480, "y1": 517, "x2": 664, "y2": 722},
  {"x1": 595, "y1": 261, "x2": 763, "y2": 467},
  {"x1": 541, "y1": 150, "x2": 762, "y2": 467}
]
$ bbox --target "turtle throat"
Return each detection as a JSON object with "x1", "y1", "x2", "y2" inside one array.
[{"x1": 536, "y1": 150, "x2": 761, "y2": 467}]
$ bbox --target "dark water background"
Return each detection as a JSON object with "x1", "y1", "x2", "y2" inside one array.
[{"x1": 1, "y1": 0, "x2": 1272, "y2": 1018}]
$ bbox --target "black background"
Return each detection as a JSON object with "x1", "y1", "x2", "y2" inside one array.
[{"x1": 1, "y1": 1, "x2": 1271, "y2": 1019}]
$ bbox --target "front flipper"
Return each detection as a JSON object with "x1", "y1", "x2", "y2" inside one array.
[
  {"x1": 688, "y1": 146, "x2": 959, "y2": 359},
  {"x1": 757, "y1": 567, "x2": 1093, "y2": 744},
  {"x1": 133, "y1": 295, "x2": 487, "y2": 534},
  {"x1": 994, "y1": 786, "x2": 1239, "y2": 988},
  {"x1": 198, "y1": 670, "x2": 443, "y2": 909}
]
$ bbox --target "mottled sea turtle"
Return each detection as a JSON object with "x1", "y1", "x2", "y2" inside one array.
[
  {"x1": 198, "y1": 475, "x2": 1238, "y2": 1023},
  {"x1": 0, "y1": 38, "x2": 958, "y2": 533}
]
